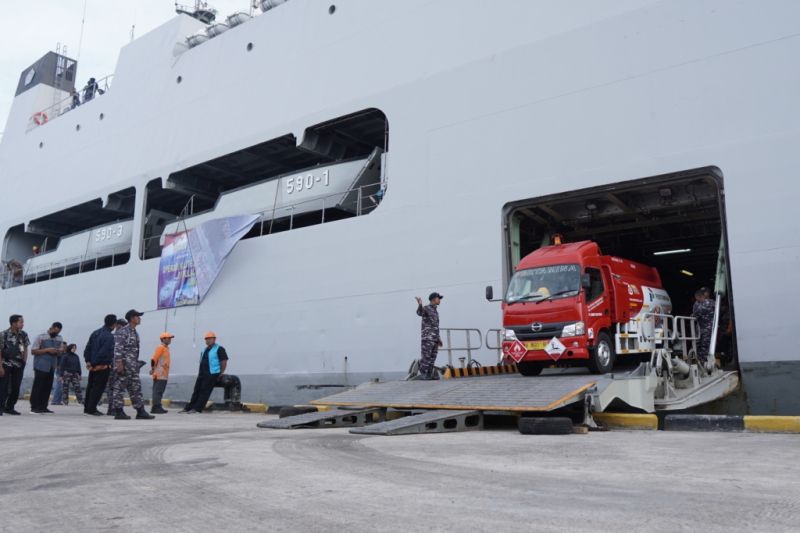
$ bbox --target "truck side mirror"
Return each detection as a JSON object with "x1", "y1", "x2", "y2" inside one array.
[
  {"x1": 581, "y1": 274, "x2": 591, "y2": 290},
  {"x1": 485, "y1": 285, "x2": 494, "y2": 301}
]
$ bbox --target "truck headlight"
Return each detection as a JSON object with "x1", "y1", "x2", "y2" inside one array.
[
  {"x1": 561, "y1": 321, "x2": 585, "y2": 337},
  {"x1": 503, "y1": 329, "x2": 517, "y2": 341}
]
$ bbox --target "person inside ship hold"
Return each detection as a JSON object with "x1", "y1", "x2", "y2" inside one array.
[
  {"x1": 413, "y1": 293, "x2": 444, "y2": 380},
  {"x1": 110, "y1": 310, "x2": 155, "y2": 420},
  {"x1": 70, "y1": 89, "x2": 80, "y2": 110},
  {"x1": 29, "y1": 322, "x2": 64, "y2": 414},
  {"x1": 83, "y1": 314, "x2": 117, "y2": 416},
  {"x1": 180, "y1": 332, "x2": 228, "y2": 414},
  {"x1": 692, "y1": 288, "x2": 716, "y2": 365},
  {"x1": 0, "y1": 315, "x2": 30, "y2": 416}
]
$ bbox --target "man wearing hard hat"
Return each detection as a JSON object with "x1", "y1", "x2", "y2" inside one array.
[
  {"x1": 149, "y1": 332, "x2": 173, "y2": 414},
  {"x1": 180, "y1": 331, "x2": 228, "y2": 414}
]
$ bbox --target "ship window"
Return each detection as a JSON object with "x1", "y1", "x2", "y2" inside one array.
[
  {"x1": 1, "y1": 187, "x2": 136, "y2": 289},
  {"x1": 141, "y1": 108, "x2": 389, "y2": 259}
]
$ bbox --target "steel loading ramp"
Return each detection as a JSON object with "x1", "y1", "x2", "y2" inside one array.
[
  {"x1": 310, "y1": 366, "x2": 740, "y2": 415},
  {"x1": 310, "y1": 374, "x2": 599, "y2": 412}
]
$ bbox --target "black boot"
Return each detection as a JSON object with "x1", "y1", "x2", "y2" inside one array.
[
  {"x1": 151, "y1": 406, "x2": 168, "y2": 414},
  {"x1": 114, "y1": 408, "x2": 131, "y2": 420},
  {"x1": 136, "y1": 407, "x2": 155, "y2": 420},
  {"x1": 106, "y1": 406, "x2": 115, "y2": 416}
]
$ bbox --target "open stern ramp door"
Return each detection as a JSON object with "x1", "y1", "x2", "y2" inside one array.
[{"x1": 310, "y1": 374, "x2": 599, "y2": 412}]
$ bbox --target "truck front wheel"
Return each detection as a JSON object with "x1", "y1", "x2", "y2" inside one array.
[
  {"x1": 588, "y1": 332, "x2": 615, "y2": 374},
  {"x1": 517, "y1": 362, "x2": 544, "y2": 376}
]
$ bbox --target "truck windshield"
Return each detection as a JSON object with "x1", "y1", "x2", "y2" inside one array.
[{"x1": 506, "y1": 264, "x2": 580, "y2": 303}]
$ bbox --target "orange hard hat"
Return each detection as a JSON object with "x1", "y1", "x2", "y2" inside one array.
[
  {"x1": 204, "y1": 331, "x2": 217, "y2": 339},
  {"x1": 159, "y1": 332, "x2": 174, "y2": 340}
]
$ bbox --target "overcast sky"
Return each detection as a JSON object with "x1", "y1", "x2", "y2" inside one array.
[{"x1": 0, "y1": 0, "x2": 255, "y2": 134}]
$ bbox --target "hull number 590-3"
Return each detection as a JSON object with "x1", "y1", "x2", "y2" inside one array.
[{"x1": 95, "y1": 224, "x2": 124, "y2": 242}]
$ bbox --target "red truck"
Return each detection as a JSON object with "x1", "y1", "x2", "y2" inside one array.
[{"x1": 493, "y1": 240, "x2": 672, "y2": 375}]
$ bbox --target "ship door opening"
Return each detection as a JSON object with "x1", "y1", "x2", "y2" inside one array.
[
  {"x1": 503, "y1": 167, "x2": 738, "y2": 370},
  {"x1": 1, "y1": 187, "x2": 136, "y2": 288},
  {"x1": 141, "y1": 108, "x2": 388, "y2": 259}
]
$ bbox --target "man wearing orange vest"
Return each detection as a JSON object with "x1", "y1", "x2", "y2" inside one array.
[
  {"x1": 149, "y1": 332, "x2": 173, "y2": 414},
  {"x1": 180, "y1": 331, "x2": 228, "y2": 414}
]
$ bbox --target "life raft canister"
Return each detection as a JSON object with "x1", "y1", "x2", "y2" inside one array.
[{"x1": 32, "y1": 112, "x2": 48, "y2": 125}]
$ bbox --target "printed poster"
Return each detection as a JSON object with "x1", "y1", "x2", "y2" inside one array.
[{"x1": 157, "y1": 215, "x2": 259, "y2": 309}]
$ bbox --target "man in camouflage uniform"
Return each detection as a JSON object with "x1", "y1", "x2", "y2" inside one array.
[
  {"x1": 692, "y1": 288, "x2": 716, "y2": 365},
  {"x1": 414, "y1": 292, "x2": 443, "y2": 380},
  {"x1": 110, "y1": 310, "x2": 154, "y2": 420},
  {"x1": 103, "y1": 318, "x2": 127, "y2": 415},
  {"x1": 0, "y1": 314, "x2": 30, "y2": 415}
]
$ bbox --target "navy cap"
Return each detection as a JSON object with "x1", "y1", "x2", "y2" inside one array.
[
  {"x1": 124, "y1": 309, "x2": 144, "y2": 321},
  {"x1": 428, "y1": 292, "x2": 444, "y2": 301}
]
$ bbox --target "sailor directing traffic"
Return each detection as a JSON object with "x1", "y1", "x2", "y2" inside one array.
[{"x1": 414, "y1": 292, "x2": 443, "y2": 380}]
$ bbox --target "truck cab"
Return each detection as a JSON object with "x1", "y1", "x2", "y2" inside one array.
[{"x1": 499, "y1": 240, "x2": 669, "y2": 376}]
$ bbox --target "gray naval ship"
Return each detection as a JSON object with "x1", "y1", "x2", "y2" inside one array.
[{"x1": 1, "y1": 0, "x2": 798, "y2": 413}]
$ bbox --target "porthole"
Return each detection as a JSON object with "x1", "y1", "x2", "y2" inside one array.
[
  {"x1": 99, "y1": 113, "x2": 105, "y2": 120},
  {"x1": 176, "y1": 75, "x2": 183, "y2": 84},
  {"x1": 247, "y1": 42, "x2": 254, "y2": 52},
  {"x1": 75, "y1": 124, "x2": 81, "y2": 132},
  {"x1": 329, "y1": 4, "x2": 336, "y2": 14},
  {"x1": 39, "y1": 142, "x2": 44, "y2": 149}
]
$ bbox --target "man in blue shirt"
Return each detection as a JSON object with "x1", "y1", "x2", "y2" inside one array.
[{"x1": 180, "y1": 331, "x2": 228, "y2": 414}]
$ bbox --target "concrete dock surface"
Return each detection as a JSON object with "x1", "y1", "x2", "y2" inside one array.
[{"x1": 0, "y1": 405, "x2": 797, "y2": 532}]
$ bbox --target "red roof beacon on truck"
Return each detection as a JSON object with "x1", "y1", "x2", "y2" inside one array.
[{"x1": 499, "y1": 240, "x2": 671, "y2": 376}]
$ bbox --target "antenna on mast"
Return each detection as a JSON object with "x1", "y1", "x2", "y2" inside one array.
[
  {"x1": 130, "y1": 25, "x2": 136, "y2": 42},
  {"x1": 77, "y1": 0, "x2": 88, "y2": 61}
]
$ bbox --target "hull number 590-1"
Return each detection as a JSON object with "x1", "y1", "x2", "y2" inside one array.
[{"x1": 286, "y1": 169, "x2": 330, "y2": 194}]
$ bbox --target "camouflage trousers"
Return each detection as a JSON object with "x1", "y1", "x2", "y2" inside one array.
[
  {"x1": 110, "y1": 360, "x2": 144, "y2": 410},
  {"x1": 419, "y1": 339, "x2": 439, "y2": 378},
  {"x1": 61, "y1": 371, "x2": 84, "y2": 405},
  {"x1": 697, "y1": 329, "x2": 712, "y2": 362}
]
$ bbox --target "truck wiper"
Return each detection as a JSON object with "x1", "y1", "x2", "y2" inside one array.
[
  {"x1": 535, "y1": 289, "x2": 578, "y2": 304},
  {"x1": 507, "y1": 293, "x2": 545, "y2": 304}
]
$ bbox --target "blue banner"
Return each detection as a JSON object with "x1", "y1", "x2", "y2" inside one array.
[{"x1": 157, "y1": 215, "x2": 259, "y2": 309}]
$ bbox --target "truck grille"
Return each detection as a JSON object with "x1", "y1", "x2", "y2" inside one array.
[{"x1": 509, "y1": 321, "x2": 570, "y2": 341}]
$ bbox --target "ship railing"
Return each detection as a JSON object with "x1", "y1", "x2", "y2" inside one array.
[
  {"x1": 26, "y1": 74, "x2": 113, "y2": 132},
  {"x1": 140, "y1": 181, "x2": 385, "y2": 258},
  {"x1": 485, "y1": 328, "x2": 504, "y2": 364},
  {"x1": 439, "y1": 328, "x2": 484, "y2": 368},
  {"x1": 639, "y1": 312, "x2": 700, "y2": 362},
  {"x1": 1, "y1": 249, "x2": 129, "y2": 288}
]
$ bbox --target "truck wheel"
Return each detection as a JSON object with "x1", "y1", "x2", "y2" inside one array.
[
  {"x1": 588, "y1": 332, "x2": 615, "y2": 374},
  {"x1": 517, "y1": 362, "x2": 544, "y2": 376},
  {"x1": 518, "y1": 416, "x2": 573, "y2": 435}
]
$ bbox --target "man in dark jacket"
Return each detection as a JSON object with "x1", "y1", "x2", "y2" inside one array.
[{"x1": 83, "y1": 314, "x2": 117, "y2": 416}]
